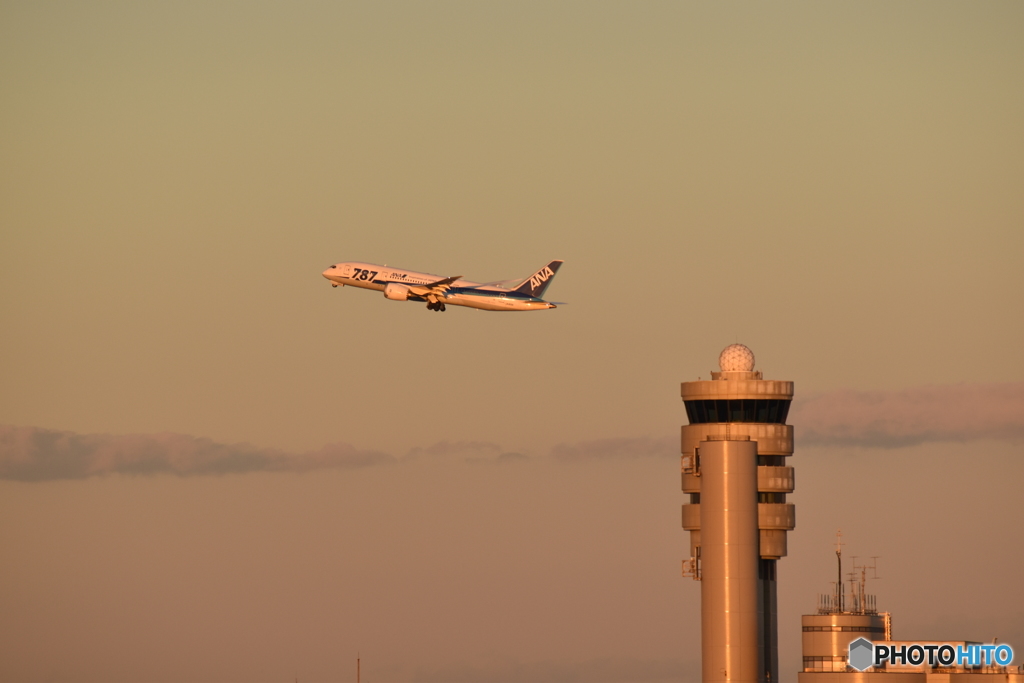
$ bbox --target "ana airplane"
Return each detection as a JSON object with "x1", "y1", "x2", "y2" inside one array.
[{"x1": 322, "y1": 260, "x2": 564, "y2": 312}]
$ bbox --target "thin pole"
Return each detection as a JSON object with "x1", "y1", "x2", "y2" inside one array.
[{"x1": 835, "y1": 530, "x2": 844, "y2": 612}]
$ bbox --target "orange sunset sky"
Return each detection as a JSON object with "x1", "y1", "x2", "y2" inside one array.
[{"x1": 2, "y1": 2, "x2": 1023, "y2": 682}]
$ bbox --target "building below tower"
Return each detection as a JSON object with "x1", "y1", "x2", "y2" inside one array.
[{"x1": 797, "y1": 537, "x2": 1022, "y2": 683}]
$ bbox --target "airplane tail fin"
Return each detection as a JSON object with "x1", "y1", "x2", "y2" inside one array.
[{"x1": 513, "y1": 260, "x2": 563, "y2": 299}]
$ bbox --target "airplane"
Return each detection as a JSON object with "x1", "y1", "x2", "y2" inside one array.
[{"x1": 321, "y1": 260, "x2": 564, "y2": 312}]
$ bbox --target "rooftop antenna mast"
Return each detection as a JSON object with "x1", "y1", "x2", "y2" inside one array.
[
  {"x1": 835, "y1": 530, "x2": 845, "y2": 612},
  {"x1": 851, "y1": 556, "x2": 881, "y2": 614}
]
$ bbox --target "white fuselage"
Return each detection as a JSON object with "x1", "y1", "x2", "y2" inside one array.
[{"x1": 321, "y1": 262, "x2": 557, "y2": 312}]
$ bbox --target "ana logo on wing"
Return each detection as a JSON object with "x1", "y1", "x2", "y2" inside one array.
[{"x1": 529, "y1": 267, "x2": 554, "y2": 290}]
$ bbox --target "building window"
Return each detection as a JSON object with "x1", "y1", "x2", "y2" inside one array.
[
  {"x1": 684, "y1": 399, "x2": 792, "y2": 424},
  {"x1": 759, "y1": 493, "x2": 787, "y2": 503},
  {"x1": 802, "y1": 626, "x2": 884, "y2": 633},
  {"x1": 803, "y1": 657, "x2": 849, "y2": 672}
]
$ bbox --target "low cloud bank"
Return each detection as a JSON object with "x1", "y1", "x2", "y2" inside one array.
[
  {"x1": 8, "y1": 382, "x2": 1019, "y2": 480},
  {"x1": 550, "y1": 435, "x2": 677, "y2": 461},
  {"x1": 0, "y1": 425, "x2": 682, "y2": 482},
  {"x1": 405, "y1": 440, "x2": 502, "y2": 461},
  {"x1": 0, "y1": 425, "x2": 393, "y2": 482},
  {"x1": 792, "y1": 382, "x2": 1024, "y2": 448}
]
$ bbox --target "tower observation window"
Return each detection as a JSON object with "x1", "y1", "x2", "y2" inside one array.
[
  {"x1": 684, "y1": 399, "x2": 791, "y2": 424},
  {"x1": 758, "y1": 492, "x2": 787, "y2": 503}
]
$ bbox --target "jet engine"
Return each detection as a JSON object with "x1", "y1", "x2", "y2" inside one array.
[{"x1": 383, "y1": 283, "x2": 411, "y2": 301}]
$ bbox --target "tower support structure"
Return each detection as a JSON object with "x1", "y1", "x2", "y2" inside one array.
[{"x1": 699, "y1": 437, "x2": 761, "y2": 683}]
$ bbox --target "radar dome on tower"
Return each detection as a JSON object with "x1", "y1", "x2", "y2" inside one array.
[{"x1": 719, "y1": 344, "x2": 755, "y2": 372}]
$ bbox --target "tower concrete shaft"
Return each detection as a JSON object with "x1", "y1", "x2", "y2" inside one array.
[
  {"x1": 682, "y1": 346, "x2": 795, "y2": 683},
  {"x1": 700, "y1": 438, "x2": 761, "y2": 683}
]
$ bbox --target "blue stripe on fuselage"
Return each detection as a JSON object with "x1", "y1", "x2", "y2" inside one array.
[
  {"x1": 369, "y1": 279, "x2": 545, "y2": 303},
  {"x1": 448, "y1": 287, "x2": 540, "y2": 301}
]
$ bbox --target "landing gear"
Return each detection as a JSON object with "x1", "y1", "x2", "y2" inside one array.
[
  {"x1": 332, "y1": 284, "x2": 338, "y2": 287},
  {"x1": 426, "y1": 302, "x2": 447, "y2": 312}
]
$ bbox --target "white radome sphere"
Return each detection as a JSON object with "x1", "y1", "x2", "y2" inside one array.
[{"x1": 719, "y1": 344, "x2": 755, "y2": 372}]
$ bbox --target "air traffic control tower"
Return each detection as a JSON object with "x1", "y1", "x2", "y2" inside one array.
[{"x1": 682, "y1": 345, "x2": 796, "y2": 683}]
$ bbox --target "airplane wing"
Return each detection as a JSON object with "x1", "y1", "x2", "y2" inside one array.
[
  {"x1": 422, "y1": 275, "x2": 462, "y2": 288},
  {"x1": 473, "y1": 278, "x2": 518, "y2": 288},
  {"x1": 408, "y1": 275, "x2": 462, "y2": 302}
]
